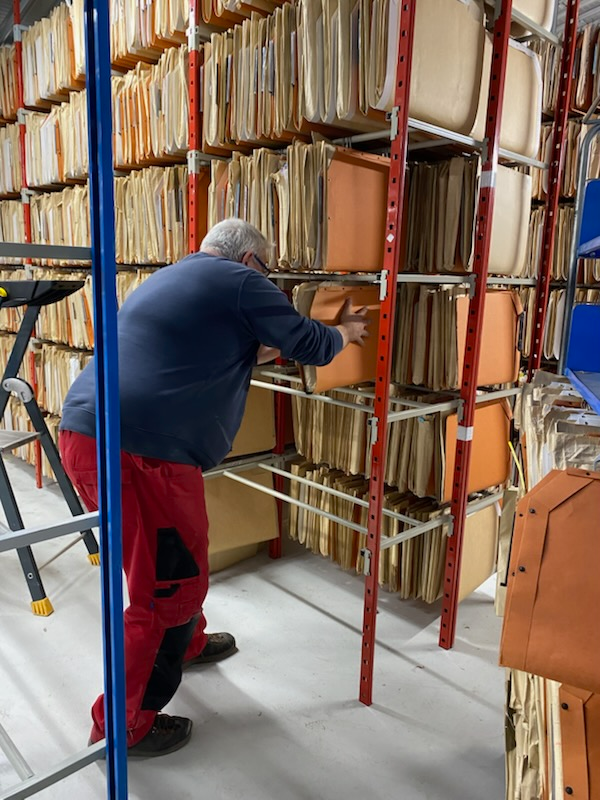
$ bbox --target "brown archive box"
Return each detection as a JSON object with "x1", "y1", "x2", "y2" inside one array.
[
  {"x1": 205, "y1": 467, "x2": 279, "y2": 571},
  {"x1": 559, "y1": 685, "x2": 600, "y2": 800},
  {"x1": 293, "y1": 283, "x2": 381, "y2": 393},
  {"x1": 500, "y1": 469, "x2": 600, "y2": 694},
  {"x1": 456, "y1": 290, "x2": 523, "y2": 386},
  {"x1": 228, "y1": 382, "x2": 276, "y2": 459}
]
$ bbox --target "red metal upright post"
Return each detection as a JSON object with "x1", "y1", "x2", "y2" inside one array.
[
  {"x1": 359, "y1": 0, "x2": 416, "y2": 706},
  {"x1": 187, "y1": 0, "x2": 202, "y2": 254},
  {"x1": 439, "y1": 0, "x2": 513, "y2": 650},
  {"x1": 13, "y1": 0, "x2": 42, "y2": 488},
  {"x1": 527, "y1": 0, "x2": 580, "y2": 378}
]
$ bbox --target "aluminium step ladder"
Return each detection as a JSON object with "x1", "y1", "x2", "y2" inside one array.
[{"x1": 0, "y1": 279, "x2": 100, "y2": 615}]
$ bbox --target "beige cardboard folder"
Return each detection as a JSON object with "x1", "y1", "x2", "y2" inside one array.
[
  {"x1": 205, "y1": 468, "x2": 279, "y2": 557},
  {"x1": 472, "y1": 38, "x2": 542, "y2": 159},
  {"x1": 293, "y1": 283, "x2": 380, "y2": 393},
  {"x1": 229, "y1": 382, "x2": 276, "y2": 458},
  {"x1": 369, "y1": 0, "x2": 485, "y2": 135}
]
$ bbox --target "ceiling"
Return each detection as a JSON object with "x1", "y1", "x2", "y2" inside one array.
[
  {"x1": 556, "y1": 0, "x2": 600, "y2": 30},
  {"x1": 0, "y1": 0, "x2": 57, "y2": 44}
]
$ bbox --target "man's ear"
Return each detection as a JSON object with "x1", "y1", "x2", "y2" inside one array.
[{"x1": 241, "y1": 251, "x2": 253, "y2": 266}]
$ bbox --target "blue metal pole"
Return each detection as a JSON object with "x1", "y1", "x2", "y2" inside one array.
[{"x1": 83, "y1": 2, "x2": 128, "y2": 798}]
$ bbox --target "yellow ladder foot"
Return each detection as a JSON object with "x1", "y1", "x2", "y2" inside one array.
[
  {"x1": 88, "y1": 553, "x2": 101, "y2": 566},
  {"x1": 31, "y1": 597, "x2": 54, "y2": 616}
]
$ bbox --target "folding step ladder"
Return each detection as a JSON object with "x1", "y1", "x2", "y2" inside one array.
[{"x1": 0, "y1": 279, "x2": 100, "y2": 615}]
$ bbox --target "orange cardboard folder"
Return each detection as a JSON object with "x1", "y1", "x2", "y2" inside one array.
[
  {"x1": 457, "y1": 290, "x2": 523, "y2": 386},
  {"x1": 559, "y1": 685, "x2": 600, "y2": 800},
  {"x1": 294, "y1": 284, "x2": 381, "y2": 393},
  {"x1": 442, "y1": 400, "x2": 511, "y2": 502},
  {"x1": 500, "y1": 469, "x2": 600, "y2": 694}
]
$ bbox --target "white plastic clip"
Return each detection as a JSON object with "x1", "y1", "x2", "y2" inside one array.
[
  {"x1": 20, "y1": 188, "x2": 34, "y2": 205},
  {"x1": 12, "y1": 24, "x2": 23, "y2": 42},
  {"x1": 361, "y1": 547, "x2": 372, "y2": 576},
  {"x1": 390, "y1": 106, "x2": 400, "y2": 141},
  {"x1": 187, "y1": 150, "x2": 203, "y2": 175},
  {"x1": 368, "y1": 416, "x2": 379, "y2": 449},
  {"x1": 187, "y1": 24, "x2": 202, "y2": 51},
  {"x1": 17, "y1": 108, "x2": 27, "y2": 125},
  {"x1": 379, "y1": 269, "x2": 389, "y2": 301},
  {"x1": 457, "y1": 425, "x2": 474, "y2": 442}
]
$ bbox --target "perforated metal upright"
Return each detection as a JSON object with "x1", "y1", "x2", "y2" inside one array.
[
  {"x1": 440, "y1": 0, "x2": 581, "y2": 650},
  {"x1": 187, "y1": 0, "x2": 203, "y2": 255},
  {"x1": 528, "y1": 0, "x2": 581, "y2": 378},
  {"x1": 359, "y1": 0, "x2": 417, "y2": 705}
]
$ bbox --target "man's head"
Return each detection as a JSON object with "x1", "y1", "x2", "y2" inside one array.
[{"x1": 200, "y1": 219, "x2": 270, "y2": 276}]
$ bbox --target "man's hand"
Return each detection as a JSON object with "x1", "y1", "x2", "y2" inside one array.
[{"x1": 336, "y1": 298, "x2": 370, "y2": 348}]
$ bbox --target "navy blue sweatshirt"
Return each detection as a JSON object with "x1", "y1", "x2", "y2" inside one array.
[{"x1": 60, "y1": 253, "x2": 343, "y2": 469}]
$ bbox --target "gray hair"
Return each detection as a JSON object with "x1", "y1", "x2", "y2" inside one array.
[{"x1": 200, "y1": 218, "x2": 269, "y2": 263}]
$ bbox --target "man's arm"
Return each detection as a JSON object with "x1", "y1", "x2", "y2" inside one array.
[
  {"x1": 239, "y1": 271, "x2": 370, "y2": 366},
  {"x1": 257, "y1": 345, "x2": 281, "y2": 364}
]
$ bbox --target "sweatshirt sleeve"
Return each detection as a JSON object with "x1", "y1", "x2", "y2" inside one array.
[{"x1": 238, "y1": 270, "x2": 343, "y2": 366}]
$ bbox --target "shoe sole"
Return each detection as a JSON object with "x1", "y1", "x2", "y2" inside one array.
[
  {"x1": 182, "y1": 643, "x2": 238, "y2": 670},
  {"x1": 89, "y1": 728, "x2": 192, "y2": 759}
]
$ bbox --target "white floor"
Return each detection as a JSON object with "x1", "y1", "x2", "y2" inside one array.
[{"x1": 0, "y1": 456, "x2": 505, "y2": 800}]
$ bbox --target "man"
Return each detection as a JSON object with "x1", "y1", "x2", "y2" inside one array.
[{"x1": 59, "y1": 219, "x2": 369, "y2": 757}]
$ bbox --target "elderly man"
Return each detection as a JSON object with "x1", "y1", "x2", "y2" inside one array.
[{"x1": 59, "y1": 219, "x2": 369, "y2": 757}]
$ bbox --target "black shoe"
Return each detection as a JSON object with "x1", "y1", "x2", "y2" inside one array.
[
  {"x1": 89, "y1": 714, "x2": 193, "y2": 758},
  {"x1": 182, "y1": 632, "x2": 237, "y2": 670}
]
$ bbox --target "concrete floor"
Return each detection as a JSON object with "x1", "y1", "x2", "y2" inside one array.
[{"x1": 0, "y1": 456, "x2": 505, "y2": 800}]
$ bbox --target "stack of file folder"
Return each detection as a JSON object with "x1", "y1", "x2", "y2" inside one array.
[
  {"x1": 289, "y1": 460, "x2": 500, "y2": 603},
  {"x1": 199, "y1": 0, "x2": 541, "y2": 148},
  {"x1": 30, "y1": 186, "x2": 91, "y2": 267},
  {"x1": 25, "y1": 92, "x2": 89, "y2": 187},
  {"x1": 403, "y1": 157, "x2": 532, "y2": 276},
  {"x1": 532, "y1": 120, "x2": 600, "y2": 201},
  {"x1": 293, "y1": 388, "x2": 511, "y2": 502},
  {"x1": 22, "y1": 3, "x2": 84, "y2": 108},
  {"x1": 210, "y1": 142, "x2": 389, "y2": 271},
  {"x1": 0, "y1": 202, "x2": 25, "y2": 264},
  {"x1": 110, "y1": 0, "x2": 187, "y2": 67},
  {"x1": 35, "y1": 342, "x2": 92, "y2": 415},
  {"x1": 0, "y1": 45, "x2": 17, "y2": 123},
  {"x1": 112, "y1": 46, "x2": 189, "y2": 168},
  {"x1": 392, "y1": 286, "x2": 523, "y2": 391},
  {"x1": 114, "y1": 165, "x2": 188, "y2": 264},
  {"x1": 0, "y1": 124, "x2": 21, "y2": 195},
  {"x1": 518, "y1": 287, "x2": 600, "y2": 360}
]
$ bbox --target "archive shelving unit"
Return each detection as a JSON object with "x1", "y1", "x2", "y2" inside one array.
[
  {"x1": 0, "y1": 12, "x2": 585, "y2": 799},
  {"x1": 183, "y1": 0, "x2": 582, "y2": 707}
]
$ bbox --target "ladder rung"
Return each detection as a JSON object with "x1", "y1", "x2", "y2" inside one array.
[
  {"x1": 0, "y1": 512, "x2": 99, "y2": 553},
  {"x1": 0, "y1": 430, "x2": 41, "y2": 452}
]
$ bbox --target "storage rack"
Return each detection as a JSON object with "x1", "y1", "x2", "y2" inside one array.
[
  {"x1": 183, "y1": 0, "x2": 581, "y2": 707},
  {"x1": 0, "y1": 1, "x2": 128, "y2": 798},
  {"x1": 0, "y1": 10, "x2": 583, "y2": 792}
]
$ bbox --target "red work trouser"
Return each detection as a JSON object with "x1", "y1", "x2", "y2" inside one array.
[{"x1": 60, "y1": 430, "x2": 209, "y2": 746}]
